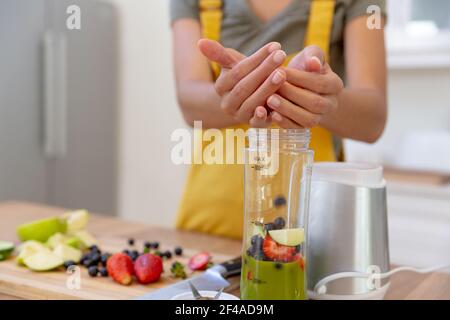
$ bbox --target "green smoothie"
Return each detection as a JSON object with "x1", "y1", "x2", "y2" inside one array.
[{"x1": 241, "y1": 254, "x2": 307, "y2": 300}]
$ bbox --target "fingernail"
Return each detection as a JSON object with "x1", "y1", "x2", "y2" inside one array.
[
  {"x1": 310, "y1": 56, "x2": 322, "y2": 66},
  {"x1": 268, "y1": 95, "x2": 281, "y2": 108},
  {"x1": 256, "y1": 109, "x2": 265, "y2": 118},
  {"x1": 273, "y1": 50, "x2": 286, "y2": 64},
  {"x1": 268, "y1": 42, "x2": 281, "y2": 53},
  {"x1": 272, "y1": 71, "x2": 284, "y2": 85},
  {"x1": 272, "y1": 112, "x2": 282, "y2": 122}
]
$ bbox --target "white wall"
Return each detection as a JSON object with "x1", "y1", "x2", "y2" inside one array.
[{"x1": 109, "y1": 0, "x2": 187, "y2": 227}]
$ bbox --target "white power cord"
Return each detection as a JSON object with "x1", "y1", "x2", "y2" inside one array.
[{"x1": 314, "y1": 264, "x2": 450, "y2": 295}]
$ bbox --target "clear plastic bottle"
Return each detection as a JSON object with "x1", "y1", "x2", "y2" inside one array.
[{"x1": 241, "y1": 128, "x2": 314, "y2": 300}]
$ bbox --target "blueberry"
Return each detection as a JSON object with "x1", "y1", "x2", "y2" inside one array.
[
  {"x1": 122, "y1": 249, "x2": 130, "y2": 255},
  {"x1": 128, "y1": 238, "x2": 135, "y2": 246},
  {"x1": 151, "y1": 242, "x2": 160, "y2": 249},
  {"x1": 89, "y1": 245, "x2": 100, "y2": 253},
  {"x1": 64, "y1": 260, "x2": 76, "y2": 269},
  {"x1": 80, "y1": 253, "x2": 90, "y2": 264},
  {"x1": 90, "y1": 253, "x2": 101, "y2": 264},
  {"x1": 163, "y1": 251, "x2": 172, "y2": 259},
  {"x1": 250, "y1": 235, "x2": 259, "y2": 246},
  {"x1": 274, "y1": 263, "x2": 283, "y2": 270},
  {"x1": 264, "y1": 223, "x2": 276, "y2": 232},
  {"x1": 144, "y1": 241, "x2": 152, "y2": 249},
  {"x1": 246, "y1": 248, "x2": 255, "y2": 257},
  {"x1": 88, "y1": 266, "x2": 98, "y2": 277},
  {"x1": 274, "y1": 217, "x2": 286, "y2": 229},
  {"x1": 130, "y1": 250, "x2": 139, "y2": 261},
  {"x1": 82, "y1": 259, "x2": 92, "y2": 267},
  {"x1": 100, "y1": 253, "x2": 111, "y2": 266},
  {"x1": 174, "y1": 247, "x2": 183, "y2": 256},
  {"x1": 99, "y1": 267, "x2": 108, "y2": 277},
  {"x1": 274, "y1": 196, "x2": 287, "y2": 208}
]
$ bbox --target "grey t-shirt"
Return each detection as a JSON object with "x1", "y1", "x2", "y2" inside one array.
[{"x1": 170, "y1": 0, "x2": 387, "y2": 81}]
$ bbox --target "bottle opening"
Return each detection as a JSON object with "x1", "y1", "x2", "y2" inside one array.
[{"x1": 247, "y1": 128, "x2": 311, "y2": 151}]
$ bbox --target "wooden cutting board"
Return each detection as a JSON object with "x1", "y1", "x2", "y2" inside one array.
[
  {"x1": 0, "y1": 202, "x2": 240, "y2": 300},
  {"x1": 0, "y1": 236, "x2": 234, "y2": 300}
]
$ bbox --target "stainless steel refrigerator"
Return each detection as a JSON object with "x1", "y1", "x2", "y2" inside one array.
[{"x1": 0, "y1": 0, "x2": 119, "y2": 215}]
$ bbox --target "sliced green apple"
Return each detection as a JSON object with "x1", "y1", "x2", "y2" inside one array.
[
  {"x1": 268, "y1": 228, "x2": 305, "y2": 247},
  {"x1": 0, "y1": 241, "x2": 15, "y2": 261},
  {"x1": 17, "y1": 217, "x2": 65, "y2": 242},
  {"x1": 46, "y1": 233, "x2": 68, "y2": 249},
  {"x1": 17, "y1": 241, "x2": 50, "y2": 265},
  {"x1": 23, "y1": 251, "x2": 64, "y2": 271},
  {"x1": 53, "y1": 244, "x2": 82, "y2": 263},
  {"x1": 74, "y1": 230, "x2": 97, "y2": 248},
  {"x1": 65, "y1": 237, "x2": 84, "y2": 249},
  {"x1": 63, "y1": 210, "x2": 89, "y2": 235}
]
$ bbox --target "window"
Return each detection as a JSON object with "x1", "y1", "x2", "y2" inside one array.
[{"x1": 386, "y1": 0, "x2": 450, "y2": 69}]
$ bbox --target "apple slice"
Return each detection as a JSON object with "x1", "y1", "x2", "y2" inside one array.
[
  {"x1": 268, "y1": 228, "x2": 305, "y2": 247},
  {"x1": 23, "y1": 250, "x2": 64, "y2": 271},
  {"x1": 53, "y1": 244, "x2": 82, "y2": 263},
  {"x1": 17, "y1": 241, "x2": 50, "y2": 265},
  {"x1": 63, "y1": 210, "x2": 89, "y2": 235},
  {"x1": 46, "y1": 233, "x2": 68, "y2": 249},
  {"x1": 74, "y1": 230, "x2": 97, "y2": 248},
  {"x1": 17, "y1": 217, "x2": 66, "y2": 242}
]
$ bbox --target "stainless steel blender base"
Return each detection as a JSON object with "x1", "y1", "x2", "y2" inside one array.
[{"x1": 307, "y1": 180, "x2": 390, "y2": 296}]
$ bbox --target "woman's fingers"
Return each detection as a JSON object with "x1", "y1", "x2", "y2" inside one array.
[
  {"x1": 197, "y1": 39, "x2": 242, "y2": 68},
  {"x1": 249, "y1": 106, "x2": 270, "y2": 128},
  {"x1": 220, "y1": 51, "x2": 286, "y2": 115},
  {"x1": 278, "y1": 82, "x2": 336, "y2": 115},
  {"x1": 215, "y1": 42, "x2": 282, "y2": 95},
  {"x1": 270, "y1": 111, "x2": 301, "y2": 129},
  {"x1": 267, "y1": 94, "x2": 323, "y2": 128},
  {"x1": 283, "y1": 65, "x2": 344, "y2": 95},
  {"x1": 237, "y1": 69, "x2": 286, "y2": 121}
]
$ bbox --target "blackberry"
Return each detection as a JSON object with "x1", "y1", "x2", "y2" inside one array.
[{"x1": 99, "y1": 267, "x2": 108, "y2": 277}]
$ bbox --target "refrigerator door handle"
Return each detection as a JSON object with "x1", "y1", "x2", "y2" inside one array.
[{"x1": 43, "y1": 31, "x2": 67, "y2": 159}]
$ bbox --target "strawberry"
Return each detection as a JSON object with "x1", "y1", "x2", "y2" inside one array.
[
  {"x1": 106, "y1": 253, "x2": 134, "y2": 285},
  {"x1": 247, "y1": 271, "x2": 253, "y2": 281},
  {"x1": 262, "y1": 235, "x2": 296, "y2": 262},
  {"x1": 134, "y1": 253, "x2": 163, "y2": 284},
  {"x1": 294, "y1": 254, "x2": 305, "y2": 271},
  {"x1": 188, "y1": 252, "x2": 211, "y2": 271}
]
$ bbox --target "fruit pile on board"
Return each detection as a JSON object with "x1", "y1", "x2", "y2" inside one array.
[
  {"x1": 1, "y1": 210, "x2": 213, "y2": 286},
  {"x1": 247, "y1": 216, "x2": 304, "y2": 267}
]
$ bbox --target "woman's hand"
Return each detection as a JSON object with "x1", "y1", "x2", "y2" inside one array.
[
  {"x1": 198, "y1": 39, "x2": 287, "y2": 127},
  {"x1": 268, "y1": 46, "x2": 344, "y2": 128}
]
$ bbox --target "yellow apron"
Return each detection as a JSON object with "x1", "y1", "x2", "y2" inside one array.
[{"x1": 176, "y1": 0, "x2": 337, "y2": 239}]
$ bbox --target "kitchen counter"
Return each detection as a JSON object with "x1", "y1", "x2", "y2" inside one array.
[{"x1": 0, "y1": 201, "x2": 449, "y2": 300}]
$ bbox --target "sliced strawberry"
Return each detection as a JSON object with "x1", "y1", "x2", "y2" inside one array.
[
  {"x1": 188, "y1": 252, "x2": 211, "y2": 271},
  {"x1": 263, "y1": 235, "x2": 296, "y2": 262},
  {"x1": 294, "y1": 254, "x2": 305, "y2": 271},
  {"x1": 247, "y1": 271, "x2": 253, "y2": 280}
]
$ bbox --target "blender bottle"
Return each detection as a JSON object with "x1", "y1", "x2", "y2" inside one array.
[{"x1": 241, "y1": 128, "x2": 314, "y2": 300}]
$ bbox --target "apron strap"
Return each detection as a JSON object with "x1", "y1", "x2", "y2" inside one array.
[
  {"x1": 199, "y1": 0, "x2": 223, "y2": 77},
  {"x1": 304, "y1": 0, "x2": 338, "y2": 162}
]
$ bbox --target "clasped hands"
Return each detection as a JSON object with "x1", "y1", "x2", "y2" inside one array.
[{"x1": 198, "y1": 40, "x2": 344, "y2": 128}]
